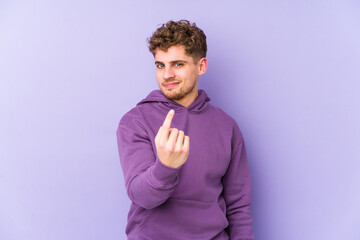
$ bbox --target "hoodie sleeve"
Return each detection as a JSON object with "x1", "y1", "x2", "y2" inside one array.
[
  {"x1": 116, "y1": 111, "x2": 181, "y2": 209},
  {"x1": 222, "y1": 123, "x2": 254, "y2": 239}
]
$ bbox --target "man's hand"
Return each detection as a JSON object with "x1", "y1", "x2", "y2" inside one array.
[{"x1": 155, "y1": 110, "x2": 190, "y2": 168}]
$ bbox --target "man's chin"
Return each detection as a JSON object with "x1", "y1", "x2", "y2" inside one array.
[{"x1": 162, "y1": 90, "x2": 184, "y2": 101}]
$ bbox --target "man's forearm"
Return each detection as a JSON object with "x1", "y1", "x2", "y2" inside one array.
[{"x1": 125, "y1": 158, "x2": 181, "y2": 209}]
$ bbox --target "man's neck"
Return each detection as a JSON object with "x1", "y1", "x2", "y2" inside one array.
[{"x1": 173, "y1": 91, "x2": 199, "y2": 108}]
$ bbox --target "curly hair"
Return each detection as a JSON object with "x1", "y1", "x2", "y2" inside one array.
[{"x1": 147, "y1": 20, "x2": 207, "y2": 61}]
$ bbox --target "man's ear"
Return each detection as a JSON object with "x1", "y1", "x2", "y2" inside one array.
[{"x1": 198, "y1": 57, "x2": 208, "y2": 76}]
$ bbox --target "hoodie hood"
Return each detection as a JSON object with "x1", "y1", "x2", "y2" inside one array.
[{"x1": 137, "y1": 89, "x2": 211, "y2": 113}]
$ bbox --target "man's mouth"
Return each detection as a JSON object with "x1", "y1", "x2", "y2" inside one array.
[{"x1": 163, "y1": 82, "x2": 180, "y2": 88}]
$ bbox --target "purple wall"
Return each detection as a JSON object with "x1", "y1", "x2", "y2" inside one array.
[{"x1": 1, "y1": 1, "x2": 359, "y2": 239}]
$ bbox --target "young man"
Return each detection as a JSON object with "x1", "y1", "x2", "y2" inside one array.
[{"x1": 117, "y1": 20, "x2": 254, "y2": 239}]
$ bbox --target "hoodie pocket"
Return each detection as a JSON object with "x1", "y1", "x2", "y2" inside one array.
[{"x1": 138, "y1": 198, "x2": 228, "y2": 238}]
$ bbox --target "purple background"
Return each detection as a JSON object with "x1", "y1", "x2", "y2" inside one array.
[{"x1": 1, "y1": 1, "x2": 359, "y2": 239}]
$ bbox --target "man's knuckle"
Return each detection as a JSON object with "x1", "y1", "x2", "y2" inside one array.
[
  {"x1": 182, "y1": 146, "x2": 189, "y2": 153},
  {"x1": 166, "y1": 145, "x2": 174, "y2": 152}
]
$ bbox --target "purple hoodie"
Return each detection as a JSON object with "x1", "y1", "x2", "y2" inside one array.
[{"x1": 116, "y1": 90, "x2": 254, "y2": 240}]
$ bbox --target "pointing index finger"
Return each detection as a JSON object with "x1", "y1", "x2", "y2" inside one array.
[{"x1": 162, "y1": 109, "x2": 174, "y2": 129}]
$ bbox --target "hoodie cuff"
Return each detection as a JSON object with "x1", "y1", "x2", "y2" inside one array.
[{"x1": 147, "y1": 158, "x2": 181, "y2": 190}]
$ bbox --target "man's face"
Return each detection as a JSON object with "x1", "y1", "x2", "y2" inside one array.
[{"x1": 154, "y1": 45, "x2": 207, "y2": 107}]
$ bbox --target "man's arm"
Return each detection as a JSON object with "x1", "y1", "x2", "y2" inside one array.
[
  {"x1": 222, "y1": 124, "x2": 254, "y2": 239},
  {"x1": 116, "y1": 109, "x2": 189, "y2": 209}
]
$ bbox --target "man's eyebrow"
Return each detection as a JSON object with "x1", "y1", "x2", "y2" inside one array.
[{"x1": 154, "y1": 60, "x2": 188, "y2": 64}]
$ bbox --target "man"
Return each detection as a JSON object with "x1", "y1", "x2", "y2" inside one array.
[{"x1": 117, "y1": 20, "x2": 254, "y2": 239}]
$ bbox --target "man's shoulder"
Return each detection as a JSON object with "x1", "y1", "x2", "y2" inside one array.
[
  {"x1": 119, "y1": 105, "x2": 144, "y2": 126},
  {"x1": 207, "y1": 103, "x2": 244, "y2": 141},
  {"x1": 119, "y1": 99, "x2": 162, "y2": 129},
  {"x1": 207, "y1": 103, "x2": 238, "y2": 125}
]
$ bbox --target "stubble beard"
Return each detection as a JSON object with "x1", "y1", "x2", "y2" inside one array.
[{"x1": 162, "y1": 80, "x2": 196, "y2": 101}]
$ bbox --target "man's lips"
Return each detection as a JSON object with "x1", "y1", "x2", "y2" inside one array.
[{"x1": 163, "y1": 82, "x2": 180, "y2": 88}]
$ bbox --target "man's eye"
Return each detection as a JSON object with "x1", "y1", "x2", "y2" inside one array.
[
  {"x1": 175, "y1": 63, "x2": 183, "y2": 67},
  {"x1": 156, "y1": 64, "x2": 164, "y2": 68}
]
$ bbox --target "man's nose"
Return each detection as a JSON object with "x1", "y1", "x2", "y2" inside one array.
[{"x1": 163, "y1": 66, "x2": 175, "y2": 80}]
